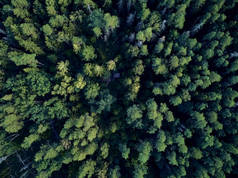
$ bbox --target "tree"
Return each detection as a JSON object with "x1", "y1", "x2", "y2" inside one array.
[
  {"x1": 168, "y1": 4, "x2": 187, "y2": 29},
  {"x1": 137, "y1": 141, "x2": 152, "y2": 164},
  {"x1": 136, "y1": 31, "x2": 146, "y2": 42},
  {"x1": 95, "y1": 90, "x2": 116, "y2": 113},
  {"x1": 42, "y1": 24, "x2": 53, "y2": 36},
  {"x1": 119, "y1": 143, "x2": 130, "y2": 159},
  {"x1": 100, "y1": 142, "x2": 109, "y2": 159},
  {"x1": 156, "y1": 130, "x2": 167, "y2": 152},
  {"x1": 146, "y1": 98, "x2": 158, "y2": 120},
  {"x1": 226, "y1": 76, "x2": 238, "y2": 86},
  {"x1": 190, "y1": 112, "x2": 207, "y2": 129},
  {"x1": 190, "y1": 147, "x2": 203, "y2": 159},
  {"x1": 109, "y1": 166, "x2": 121, "y2": 178},
  {"x1": 45, "y1": 0, "x2": 57, "y2": 16},
  {"x1": 154, "y1": 42, "x2": 164, "y2": 54},
  {"x1": 0, "y1": 114, "x2": 23, "y2": 133},
  {"x1": 78, "y1": 160, "x2": 96, "y2": 178},
  {"x1": 126, "y1": 105, "x2": 143, "y2": 126},
  {"x1": 89, "y1": 9, "x2": 105, "y2": 29},
  {"x1": 167, "y1": 151, "x2": 178, "y2": 166},
  {"x1": 169, "y1": 56, "x2": 179, "y2": 69},
  {"x1": 82, "y1": 45, "x2": 97, "y2": 61},
  {"x1": 26, "y1": 71, "x2": 51, "y2": 96},
  {"x1": 133, "y1": 164, "x2": 148, "y2": 178},
  {"x1": 84, "y1": 83, "x2": 100, "y2": 100},
  {"x1": 1, "y1": 0, "x2": 238, "y2": 177},
  {"x1": 10, "y1": 53, "x2": 38, "y2": 67},
  {"x1": 11, "y1": 0, "x2": 30, "y2": 18},
  {"x1": 170, "y1": 96, "x2": 182, "y2": 106},
  {"x1": 21, "y1": 133, "x2": 40, "y2": 149},
  {"x1": 165, "y1": 111, "x2": 174, "y2": 122},
  {"x1": 164, "y1": 42, "x2": 173, "y2": 56},
  {"x1": 104, "y1": 13, "x2": 119, "y2": 31},
  {"x1": 74, "y1": 74, "x2": 86, "y2": 90},
  {"x1": 152, "y1": 57, "x2": 168, "y2": 75}
]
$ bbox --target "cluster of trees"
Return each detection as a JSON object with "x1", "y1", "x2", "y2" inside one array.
[{"x1": 0, "y1": 0, "x2": 238, "y2": 177}]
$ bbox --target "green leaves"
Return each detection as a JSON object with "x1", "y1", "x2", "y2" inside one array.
[
  {"x1": 137, "y1": 141, "x2": 152, "y2": 164},
  {"x1": 191, "y1": 112, "x2": 207, "y2": 129},
  {"x1": 136, "y1": 28, "x2": 153, "y2": 42},
  {"x1": 166, "y1": 151, "x2": 178, "y2": 166},
  {"x1": 0, "y1": 114, "x2": 23, "y2": 133},
  {"x1": 1, "y1": 0, "x2": 238, "y2": 178},
  {"x1": 100, "y1": 142, "x2": 109, "y2": 159},
  {"x1": 11, "y1": 0, "x2": 30, "y2": 18},
  {"x1": 170, "y1": 96, "x2": 182, "y2": 106},
  {"x1": 44, "y1": 147, "x2": 58, "y2": 160},
  {"x1": 21, "y1": 133, "x2": 40, "y2": 149},
  {"x1": 89, "y1": 9, "x2": 105, "y2": 28},
  {"x1": 10, "y1": 53, "x2": 38, "y2": 67},
  {"x1": 89, "y1": 9, "x2": 119, "y2": 36},
  {"x1": 136, "y1": 31, "x2": 146, "y2": 42},
  {"x1": 1, "y1": 94, "x2": 13, "y2": 101},
  {"x1": 156, "y1": 130, "x2": 167, "y2": 152},
  {"x1": 119, "y1": 143, "x2": 130, "y2": 159},
  {"x1": 82, "y1": 45, "x2": 97, "y2": 61},
  {"x1": 74, "y1": 74, "x2": 86, "y2": 90},
  {"x1": 104, "y1": 13, "x2": 119, "y2": 30},
  {"x1": 42, "y1": 97, "x2": 69, "y2": 120},
  {"x1": 126, "y1": 105, "x2": 143, "y2": 125},
  {"x1": 20, "y1": 23, "x2": 39, "y2": 39},
  {"x1": 146, "y1": 98, "x2": 158, "y2": 120},
  {"x1": 84, "y1": 83, "x2": 100, "y2": 100},
  {"x1": 95, "y1": 90, "x2": 116, "y2": 113},
  {"x1": 190, "y1": 147, "x2": 203, "y2": 159},
  {"x1": 152, "y1": 57, "x2": 167, "y2": 75},
  {"x1": 78, "y1": 160, "x2": 96, "y2": 178},
  {"x1": 133, "y1": 164, "x2": 148, "y2": 178},
  {"x1": 45, "y1": 0, "x2": 57, "y2": 16},
  {"x1": 26, "y1": 71, "x2": 51, "y2": 96},
  {"x1": 168, "y1": 4, "x2": 187, "y2": 29},
  {"x1": 42, "y1": 24, "x2": 53, "y2": 35}
]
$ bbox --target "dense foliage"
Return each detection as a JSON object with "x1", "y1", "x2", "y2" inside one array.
[{"x1": 1, "y1": 0, "x2": 238, "y2": 177}]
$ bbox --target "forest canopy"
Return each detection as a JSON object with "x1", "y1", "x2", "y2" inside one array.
[{"x1": 1, "y1": 0, "x2": 238, "y2": 177}]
